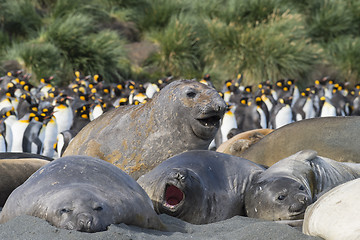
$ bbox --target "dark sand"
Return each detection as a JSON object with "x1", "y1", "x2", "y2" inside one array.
[{"x1": 0, "y1": 211, "x2": 322, "y2": 240}]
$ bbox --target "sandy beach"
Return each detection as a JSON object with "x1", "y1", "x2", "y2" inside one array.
[{"x1": 0, "y1": 212, "x2": 321, "y2": 240}]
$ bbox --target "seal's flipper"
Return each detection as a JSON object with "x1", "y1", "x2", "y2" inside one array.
[{"x1": 293, "y1": 150, "x2": 318, "y2": 162}]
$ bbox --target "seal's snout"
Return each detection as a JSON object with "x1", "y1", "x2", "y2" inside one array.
[
  {"x1": 212, "y1": 96, "x2": 227, "y2": 114},
  {"x1": 77, "y1": 213, "x2": 95, "y2": 232},
  {"x1": 297, "y1": 195, "x2": 308, "y2": 204},
  {"x1": 289, "y1": 193, "x2": 311, "y2": 213}
]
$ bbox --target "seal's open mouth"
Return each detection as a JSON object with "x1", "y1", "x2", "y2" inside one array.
[
  {"x1": 164, "y1": 185, "x2": 184, "y2": 209},
  {"x1": 196, "y1": 115, "x2": 221, "y2": 128}
]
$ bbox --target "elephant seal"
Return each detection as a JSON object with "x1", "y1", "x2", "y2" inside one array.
[
  {"x1": 303, "y1": 178, "x2": 360, "y2": 240},
  {"x1": 244, "y1": 150, "x2": 360, "y2": 221},
  {"x1": 0, "y1": 156, "x2": 166, "y2": 232},
  {"x1": 137, "y1": 150, "x2": 265, "y2": 224},
  {"x1": 216, "y1": 128, "x2": 273, "y2": 156},
  {"x1": 64, "y1": 79, "x2": 226, "y2": 180},
  {"x1": 0, "y1": 158, "x2": 50, "y2": 207},
  {"x1": 240, "y1": 116, "x2": 360, "y2": 166},
  {"x1": 0, "y1": 152, "x2": 53, "y2": 161}
]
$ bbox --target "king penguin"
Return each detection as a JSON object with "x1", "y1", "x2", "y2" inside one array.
[
  {"x1": 2, "y1": 107, "x2": 17, "y2": 152},
  {"x1": 144, "y1": 82, "x2": 160, "y2": 99},
  {"x1": 255, "y1": 97, "x2": 269, "y2": 129},
  {"x1": 71, "y1": 103, "x2": 91, "y2": 134},
  {"x1": 319, "y1": 96, "x2": 337, "y2": 117},
  {"x1": 0, "y1": 122, "x2": 7, "y2": 152},
  {"x1": 10, "y1": 112, "x2": 33, "y2": 152},
  {"x1": 270, "y1": 97, "x2": 293, "y2": 129},
  {"x1": 55, "y1": 130, "x2": 76, "y2": 158},
  {"x1": 219, "y1": 105, "x2": 238, "y2": 144},
  {"x1": 53, "y1": 94, "x2": 74, "y2": 134},
  {"x1": 41, "y1": 107, "x2": 58, "y2": 158},
  {"x1": 22, "y1": 109, "x2": 49, "y2": 154}
]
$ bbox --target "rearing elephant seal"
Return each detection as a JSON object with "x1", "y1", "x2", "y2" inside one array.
[
  {"x1": 240, "y1": 116, "x2": 360, "y2": 166},
  {"x1": 64, "y1": 80, "x2": 226, "y2": 179},
  {"x1": 0, "y1": 156, "x2": 166, "y2": 232},
  {"x1": 244, "y1": 150, "x2": 360, "y2": 221},
  {"x1": 137, "y1": 150, "x2": 265, "y2": 224}
]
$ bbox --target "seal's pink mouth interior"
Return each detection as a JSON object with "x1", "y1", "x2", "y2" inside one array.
[{"x1": 165, "y1": 185, "x2": 184, "y2": 205}]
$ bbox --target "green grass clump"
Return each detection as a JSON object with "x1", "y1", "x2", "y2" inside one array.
[
  {"x1": 0, "y1": 0, "x2": 42, "y2": 40},
  {"x1": 198, "y1": 11, "x2": 320, "y2": 86},
  {"x1": 324, "y1": 36, "x2": 360, "y2": 83},
  {"x1": 3, "y1": 41, "x2": 62, "y2": 83},
  {"x1": 145, "y1": 16, "x2": 201, "y2": 79}
]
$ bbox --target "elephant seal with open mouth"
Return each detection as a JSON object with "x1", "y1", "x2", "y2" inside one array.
[
  {"x1": 64, "y1": 80, "x2": 226, "y2": 179},
  {"x1": 137, "y1": 150, "x2": 265, "y2": 224},
  {"x1": 0, "y1": 155, "x2": 166, "y2": 232},
  {"x1": 244, "y1": 150, "x2": 360, "y2": 221}
]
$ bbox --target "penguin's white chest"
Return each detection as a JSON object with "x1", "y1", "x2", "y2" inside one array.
[{"x1": 275, "y1": 105, "x2": 292, "y2": 129}]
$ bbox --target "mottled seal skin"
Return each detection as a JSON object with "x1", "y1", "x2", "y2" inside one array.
[
  {"x1": 0, "y1": 156, "x2": 166, "y2": 232},
  {"x1": 244, "y1": 150, "x2": 360, "y2": 221},
  {"x1": 240, "y1": 116, "x2": 360, "y2": 166},
  {"x1": 137, "y1": 150, "x2": 265, "y2": 224},
  {"x1": 0, "y1": 158, "x2": 50, "y2": 207},
  {"x1": 64, "y1": 80, "x2": 226, "y2": 180},
  {"x1": 216, "y1": 128, "x2": 273, "y2": 156},
  {"x1": 303, "y1": 178, "x2": 360, "y2": 240}
]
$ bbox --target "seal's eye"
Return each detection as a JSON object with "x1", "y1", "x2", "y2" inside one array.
[
  {"x1": 93, "y1": 206, "x2": 103, "y2": 211},
  {"x1": 277, "y1": 195, "x2": 286, "y2": 201},
  {"x1": 299, "y1": 185, "x2": 305, "y2": 191},
  {"x1": 186, "y1": 89, "x2": 197, "y2": 98},
  {"x1": 60, "y1": 208, "x2": 71, "y2": 214}
]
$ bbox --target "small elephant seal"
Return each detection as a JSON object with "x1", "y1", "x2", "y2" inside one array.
[
  {"x1": 240, "y1": 116, "x2": 360, "y2": 166},
  {"x1": 0, "y1": 158, "x2": 50, "y2": 207},
  {"x1": 303, "y1": 178, "x2": 360, "y2": 240},
  {"x1": 0, "y1": 155, "x2": 166, "y2": 232},
  {"x1": 216, "y1": 128, "x2": 273, "y2": 156},
  {"x1": 64, "y1": 79, "x2": 226, "y2": 180},
  {"x1": 137, "y1": 150, "x2": 265, "y2": 224},
  {"x1": 244, "y1": 150, "x2": 360, "y2": 221}
]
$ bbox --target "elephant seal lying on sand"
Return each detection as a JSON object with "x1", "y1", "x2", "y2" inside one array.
[
  {"x1": 245, "y1": 150, "x2": 360, "y2": 221},
  {"x1": 0, "y1": 156, "x2": 166, "y2": 232},
  {"x1": 0, "y1": 158, "x2": 50, "y2": 207},
  {"x1": 303, "y1": 178, "x2": 360, "y2": 240},
  {"x1": 137, "y1": 150, "x2": 265, "y2": 224},
  {"x1": 64, "y1": 80, "x2": 226, "y2": 179},
  {"x1": 240, "y1": 116, "x2": 360, "y2": 166}
]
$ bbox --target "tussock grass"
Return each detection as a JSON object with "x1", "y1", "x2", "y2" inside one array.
[{"x1": 1, "y1": 0, "x2": 360, "y2": 85}]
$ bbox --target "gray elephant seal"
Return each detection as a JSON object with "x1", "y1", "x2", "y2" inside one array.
[
  {"x1": 0, "y1": 156, "x2": 166, "y2": 232},
  {"x1": 0, "y1": 158, "x2": 50, "y2": 207},
  {"x1": 240, "y1": 116, "x2": 360, "y2": 166},
  {"x1": 244, "y1": 150, "x2": 360, "y2": 221},
  {"x1": 137, "y1": 150, "x2": 265, "y2": 224},
  {"x1": 64, "y1": 80, "x2": 226, "y2": 179},
  {"x1": 303, "y1": 178, "x2": 360, "y2": 240}
]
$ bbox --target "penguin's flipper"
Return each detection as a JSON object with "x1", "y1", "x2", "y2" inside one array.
[{"x1": 33, "y1": 137, "x2": 43, "y2": 154}]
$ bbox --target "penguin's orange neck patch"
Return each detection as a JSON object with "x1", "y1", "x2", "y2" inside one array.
[{"x1": 56, "y1": 104, "x2": 67, "y2": 109}]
